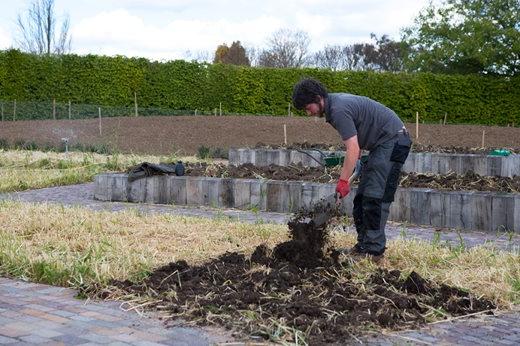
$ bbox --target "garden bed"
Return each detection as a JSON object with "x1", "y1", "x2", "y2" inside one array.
[
  {"x1": 230, "y1": 147, "x2": 520, "y2": 177},
  {"x1": 94, "y1": 165, "x2": 520, "y2": 232},
  {"x1": 185, "y1": 163, "x2": 520, "y2": 193},
  {"x1": 257, "y1": 142, "x2": 520, "y2": 155}
]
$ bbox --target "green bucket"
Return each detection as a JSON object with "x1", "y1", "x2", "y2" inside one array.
[
  {"x1": 324, "y1": 154, "x2": 344, "y2": 167},
  {"x1": 489, "y1": 149, "x2": 511, "y2": 156}
]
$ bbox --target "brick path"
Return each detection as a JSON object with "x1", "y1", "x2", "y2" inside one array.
[
  {"x1": 0, "y1": 277, "x2": 233, "y2": 345},
  {"x1": 1, "y1": 183, "x2": 519, "y2": 344}
]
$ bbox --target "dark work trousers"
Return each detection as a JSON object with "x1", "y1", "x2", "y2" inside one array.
[{"x1": 352, "y1": 132, "x2": 411, "y2": 255}]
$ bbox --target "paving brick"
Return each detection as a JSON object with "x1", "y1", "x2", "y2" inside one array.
[
  {"x1": 19, "y1": 308, "x2": 46, "y2": 318},
  {"x1": 51, "y1": 334, "x2": 90, "y2": 344},
  {"x1": 126, "y1": 330, "x2": 168, "y2": 343},
  {"x1": 0, "y1": 335, "x2": 17, "y2": 344},
  {"x1": 25, "y1": 303, "x2": 55, "y2": 312},
  {"x1": 70, "y1": 314, "x2": 95, "y2": 322},
  {"x1": 51, "y1": 310, "x2": 76, "y2": 318},
  {"x1": 31, "y1": 328, "x2": 63, "y2": 338},
  {"x1": 90, "y1": 326, "x2": 121, "y2": 337},
  {"x1": 81, "y1": 333, "x2": 113, "y2": 344},
  {"x1": 19, "y1": 335, "x2": 52, "y2": 343},
  {"x1": 133, "y1": 341, "x2": 168, "y2": 346}
]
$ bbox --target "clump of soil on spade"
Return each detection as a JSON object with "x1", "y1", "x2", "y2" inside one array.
[{"x1": 103, "y1": 204, "x2": 495, "y2": 344}]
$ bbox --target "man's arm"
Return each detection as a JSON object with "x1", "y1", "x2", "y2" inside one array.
[{"x1": 340, "y1": 135, "x2": 360, "y2": 181}]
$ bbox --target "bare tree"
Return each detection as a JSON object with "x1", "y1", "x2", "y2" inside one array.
[
  {"x1": 258, "y1": 28, "x2": 311, "y2": 68},
  {"x1": 16, "y1": 0, "x2": 71, "y2": 55},
  {"x1": 313, "y1": 45, "x2": 345, "y2": 71},
  {"x1": 244, "y1": 45, "x2": 260, "y2": 67},
  {"x1": 343, "y1": 44, "x2": 366, "y2": 70},
  {"x1": 184, "y1": 50, "x2": 211, "y2": 63}
]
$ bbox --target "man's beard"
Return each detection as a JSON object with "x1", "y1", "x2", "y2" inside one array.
[{"x1": 317, "y1": 101, "x2": 325, "y2": 117}]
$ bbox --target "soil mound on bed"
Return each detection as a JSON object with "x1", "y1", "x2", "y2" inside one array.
[{"x1": 182, "y1": 162, "x2": 520, "y2": 193}]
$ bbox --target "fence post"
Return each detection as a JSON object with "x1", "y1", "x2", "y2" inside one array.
[
  {"x1": 98, "y1": 107, "x2": 102, "y2": 135},
  {"x1": 219, "y1": 102, "x2": 222, "y2": 116},
  {"x1": 68, "y1": 100, "x2": 71, "y2": 119},
  {"x1": 288, "y1": 103, "x2": 291, "y2": 116},
  {"x1": 1, "y1": 102, "x2": 3, "y2": 121},
  {"x1": 13, "y1": 100, "x2": 16, "y2": 121},
  {"x1": 52, "y1": 99, "x2": 56, "y2": 120},
  {"x1": 415, "y1": 111, "x2": 419, "y2": 140},
  {"x1": 134, "y1": 91, "x2": 138, "y2": 117}
]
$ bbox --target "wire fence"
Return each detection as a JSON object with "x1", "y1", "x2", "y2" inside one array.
[{"x1": 0, "y1": 99, "x2": 245, "y2": 121}]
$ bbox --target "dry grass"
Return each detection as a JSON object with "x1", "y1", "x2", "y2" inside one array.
[
  {"x1": 0, "y1": 201, "x2": 518, "y2": 308},
  {"x1": 0, "y1": 149, "x2": 201, "y2": 193}
]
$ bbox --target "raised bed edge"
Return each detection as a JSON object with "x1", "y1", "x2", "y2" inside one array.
[{"x1": 94, "y1": 173, "x2": 520, "y2": 233}]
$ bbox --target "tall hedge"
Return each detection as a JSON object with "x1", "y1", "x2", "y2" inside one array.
[{"x1": 0, "y1": 49, "x2": 518, "y2": 125}]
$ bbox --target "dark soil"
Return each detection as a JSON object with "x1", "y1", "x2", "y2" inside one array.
[
  {"x1": 178, "y1": 163, "x2": 520, "y2": 193},
  {"x1": 0, "y1": 116, "x2": 519, "y2": 155},
  {"x1": 259, "y1": 142, "x2": 520, "y2": 155},
  {"x1": 103, "y1": 205, "x2": 495, "y2": 343}
]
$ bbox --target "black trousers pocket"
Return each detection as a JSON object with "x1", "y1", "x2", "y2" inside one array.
[
  {"x1": 390, "y1": 136, "x2": 411, "y2": 164},
  {"x1": 382, "y1": 163, "x2": 401, "y2": 203}
]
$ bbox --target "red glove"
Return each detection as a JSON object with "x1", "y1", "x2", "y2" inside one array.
[{"x1": 335, "y1": 178, "x2": 350, "y2": 198}]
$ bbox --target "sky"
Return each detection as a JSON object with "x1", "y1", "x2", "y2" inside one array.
[{"x1": 0, "y1": 0, "x2": 434, "y2": 62}]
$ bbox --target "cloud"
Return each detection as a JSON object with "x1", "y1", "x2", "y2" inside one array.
[
  {"x1": 69, "y1": 0, "x2": 431, "y2": 60},
  {"x1": 0, "y1": 25, "x2": 12, "y2": 49},
  {"x1": 72, "y1": 8, "x2": 283, "y2": 60}
]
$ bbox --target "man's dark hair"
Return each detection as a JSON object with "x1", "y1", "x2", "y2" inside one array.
[{"x1": 292, "y1": 78, "x2": 328, "y2": 110}]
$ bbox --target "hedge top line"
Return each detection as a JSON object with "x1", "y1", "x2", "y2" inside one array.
[{"x1": 0, "y1": 49, "x2": 518, "y2": 125}]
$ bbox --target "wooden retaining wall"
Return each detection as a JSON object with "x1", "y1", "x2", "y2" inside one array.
[{"x1": 94, "y1": 173, "x2": 520, "y2": 233}]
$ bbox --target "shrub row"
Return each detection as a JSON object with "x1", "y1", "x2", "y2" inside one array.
[{"x1": 0, "y1": 49, "x2": 518, "y2": 125}]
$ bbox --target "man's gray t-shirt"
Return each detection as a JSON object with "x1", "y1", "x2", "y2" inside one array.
[{"x1": 325, "y1": 93, "x2": 404, "y2": 151}]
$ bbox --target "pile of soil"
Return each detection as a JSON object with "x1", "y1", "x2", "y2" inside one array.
[
  {"x1": 180, "y1": 163, "x2": 520, "y2": 193},
  {"x1": 102, "y1": 205, "x2": 495, "y2": 343},
  {"x1": 400, "y1": 171, "x2": 520, "y2": 193}
]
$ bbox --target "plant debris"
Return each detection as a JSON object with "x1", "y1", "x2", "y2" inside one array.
[
  {"x1": 183, "y1": 163, "x2": 520, "y2": 193},
  {"x1": 255, "y1": 142, "x2": 520, "y2": 155},
  {"x1": 99, "y1": 201, "x2": 496, "y2": 344}
]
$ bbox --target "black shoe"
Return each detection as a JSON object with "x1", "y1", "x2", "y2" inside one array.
[{"x1": 339, "y1": 244, "x2": 364, "y2": 255}]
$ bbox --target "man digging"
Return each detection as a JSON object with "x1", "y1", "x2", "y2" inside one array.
[{"x1": 292, "y1": 78, "x2": 412, "y2": 262}]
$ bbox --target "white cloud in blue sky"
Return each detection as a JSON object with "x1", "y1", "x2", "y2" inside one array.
[{"x1": 0, "y1": 0, "x2": 433, "y2": 61}]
